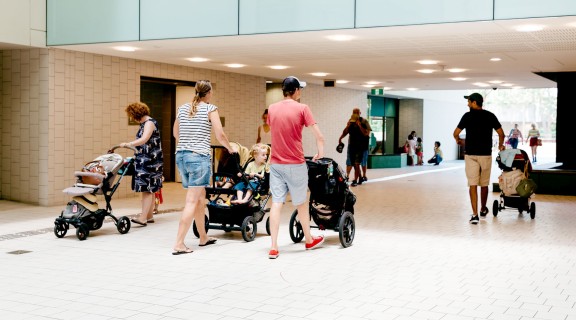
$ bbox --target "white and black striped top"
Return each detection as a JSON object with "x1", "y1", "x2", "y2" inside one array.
[{"x1": 176, "y1": 102, "x2": 217, "y2": 155}]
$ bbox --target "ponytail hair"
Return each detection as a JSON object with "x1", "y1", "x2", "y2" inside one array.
[{"x1": 190, "y1": 80, "x2": 212, "y2": 117}]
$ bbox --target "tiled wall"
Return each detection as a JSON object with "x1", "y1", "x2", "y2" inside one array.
[
  {"x1": 1, "y1": 48, "x2": 368, "y2": 206},
  {"x1": 399, "y1": 99, "x2": 423, "y2": 145}
]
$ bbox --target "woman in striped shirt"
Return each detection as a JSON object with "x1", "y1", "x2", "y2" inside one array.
[{"x1": 172, "y1": 80, "x2": 235, "y2": 255}]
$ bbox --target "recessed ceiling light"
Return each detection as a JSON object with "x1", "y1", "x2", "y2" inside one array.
[
  {"x1": 366, "y1": 81, "x2": 381, "y2": 85},
  {"x1": 113, "y1": 46, "x2": 138, "y2": 52},
  {"x1": 187, "y1": 57, "x2": 209, "y2": 62},
  {"x1": 269, "y1": 65, "x2": 289, "y2": 70},
  {"x1": 383, "y1": 87, "x2": 393, "y2": 90},
  {"x1": 326, "y1": 35, "x2": 355, "y2": 41},
  {"x1": 266, "y1": 80, "x2": 273, "y2": 84},
  {"x1": 513, "y1": 86, "x2": 524, "y2": 89},
  {"x1": 501, "y1": 83, "x2": 514, "y2": 87},
  {"x1": 417, "y1": 60, "x2": 438, "y2": 65},
  {"x1": 407, "y1": 88, "x2": 419, "y2": 91},
  {"x1": 362, "y1": 84, "x2": 375, "y2": 88},
  {"x1": 489, "y1": 80, "x2": 503, "y2": 84},
  {"x1": 310, "y1": 72, "x2": 329, "y2": 77},
  {"x1": 447, "y1": 68, "x2": 466, "y2": 73},
  {"x1": 225, "y1": 63, "x2": 245, "y2": 68},
  {"x1": 490, "y1": 57, "x2": 502, "y2": 62},
  {"x1": 514, "y1": 24, "x2": 545, "y2": 32},
  {"x1": 336, "y1": 80, "x2": 350, "y2": 84},
  {"x1": 473, "y1": 82, "x2": 490, "y2": 87},
  {"x1": 417, "y1": 69, "x2": 436, "y2": 74},
  {"x1": 451, "y1": 77, "x2": 467, "y2": 81}
]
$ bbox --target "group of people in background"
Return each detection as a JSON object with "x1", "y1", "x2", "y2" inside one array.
[
  {"x1": 403, "y1": 131, "x2": 443, "y2": 166},
  {"x1": 506, "y1": 123, "x2": 541, "y2": 163}
]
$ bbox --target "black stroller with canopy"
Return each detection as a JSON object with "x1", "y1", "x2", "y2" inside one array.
[{"x1": 289, "y1": 157, "x2": 356, "y2": 247}]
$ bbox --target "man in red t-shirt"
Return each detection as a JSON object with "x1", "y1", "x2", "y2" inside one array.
[{"x1": 266, "y1": 76, "x2": 325, "y2": 259}]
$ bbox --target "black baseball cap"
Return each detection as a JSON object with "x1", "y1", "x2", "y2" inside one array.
[
  {"x1": 336, "y1": 142, "x2": 345, "y2": 153},
  {"x1": 464, "y1": 92, "x2": 483, "y2": 104},
  {"x1": 282, "y1": 76, "x2": 307, "y2": 91}
]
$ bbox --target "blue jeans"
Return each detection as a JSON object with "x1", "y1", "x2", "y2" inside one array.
[{"x1": 176, "y1": 151, "x2": 211, "y2": 188}]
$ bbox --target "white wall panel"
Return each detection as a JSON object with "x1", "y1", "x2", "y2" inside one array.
[
  {"x1": 356, "y1": 0, "x2": 493, "y2": 28},
  {"x1": 140, "y1": 0, "x2": 238, "y2": 40},
  {"x1": 495, "y1": 0, "x2": 576, "y2": 19},
  {"x1": 47, "y1": 0, "x2": 139, "y2": 45},
  {"x1": 0, "y1": 0, "x2": 30, "y2": 46},
  {"x1": 239, "y1": 0, "x2": 355, "y2": 34}
]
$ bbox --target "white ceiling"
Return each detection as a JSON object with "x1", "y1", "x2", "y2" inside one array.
[{"x1": 51, "y1": 16, "x2": 576, "y2": 91}]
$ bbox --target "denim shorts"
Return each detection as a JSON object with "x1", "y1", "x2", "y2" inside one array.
[{"x1": 176, "y1": 151, "x2": 211, "y2": 188}]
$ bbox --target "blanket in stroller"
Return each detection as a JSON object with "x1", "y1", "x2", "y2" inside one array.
[{"x1": 498, "y1": 169, "x2": 525, "y2": 196}]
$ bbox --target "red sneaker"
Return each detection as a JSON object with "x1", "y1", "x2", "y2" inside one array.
[
  {"x1": 305, "y1": 236, "x2": 325, "y2": 250},
  {"x1": 268, "y1": 249, "x2": 279, "y2": 259}
]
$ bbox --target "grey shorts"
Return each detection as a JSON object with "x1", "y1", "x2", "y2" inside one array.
[{"x1": 269, "y1": 163, "x2": 308, "y2": 206}]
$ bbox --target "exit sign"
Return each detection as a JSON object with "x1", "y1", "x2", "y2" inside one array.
[{"x1": 371, "y1": 88, "x2": 384, "y2": 95}]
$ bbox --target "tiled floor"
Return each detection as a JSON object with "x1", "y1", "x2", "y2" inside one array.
[{"x1": 1, "y1": 160, "x2": 575, "y2": 320}]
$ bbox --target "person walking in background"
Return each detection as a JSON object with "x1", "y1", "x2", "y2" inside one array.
[
  {"x1": 355, "y1": 108, "x2": 372, "y2": 183},
  {"x1": 526, "y1": 123, "x2": 541, "y2": 162},
  {"x1": 256, "y1": 109, "x2": 271, "y2": 145},
  {"x1": 121, "y1": 102, "x2": 164, "y2": 227},
  {"x1": 427, "y1": 141, "x2": 443, "y2": 165},
  {"x1": 338, "y1": 112, "x2": 363, "y2": 186},
  {"x1": 453, "y1": 93, "x2": 505, "y2": 225},
  {"x1": 507, "y1": 123, "x2": 523, "y2": 149},
  {"x1": 267, "y1": 76, "x2": 325, "y2": 259},
  {"x1": 172, "y1": 80, "x2": 236, "y2": 255}
]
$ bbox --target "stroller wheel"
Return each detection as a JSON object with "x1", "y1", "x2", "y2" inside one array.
[
  {"x1": 530, "y1": 202, "x2": 536, "y2": 219},
  {"x1": 241, "y1": 216, "x2": 257, "y2": 242},
  {"x1": 54, "y1": 221, "x2": 68, "y2": 238},
  {"x1": 117, "y1": 216, "x2": 131, "y2": 234},
  {"x1": 265, "y1": 217, "x2": 271, "y2": 236},
  {"x1": 289, "y1": 210, "x2": 304, "y2": 243},
  {"x1": 338, "y1": 211, "x2": 355, "y2": 248},
  {"x1": 192, "y1": 214, "x2": 210, "y2": 238},
  {"x1": 76, "y1": 223, "x2": 89, "y2": 241},
  {"x1": 492, "y1": 200, "x2": 499, "y2": 216}
]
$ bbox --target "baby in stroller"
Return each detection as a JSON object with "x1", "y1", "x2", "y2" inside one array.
[
  {"x1": 54, "y1": 146, "x2": 136, "y2": 240},
  {"x1": 231, "y1": 144, "x2": 269, "y2": 204}
]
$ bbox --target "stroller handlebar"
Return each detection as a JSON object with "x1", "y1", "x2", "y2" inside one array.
[{"x1": 108, "y1": 145, "x2": 138, "y2": 154}]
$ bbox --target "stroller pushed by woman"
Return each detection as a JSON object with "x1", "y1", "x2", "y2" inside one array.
[
  {"x1": 493, "y1": 149, "x2": 538, "y2": 219},
  {"x1": 54, "y1": 145, "x2": 136, "y2": 240},
  {"x1": 289, "y1": 157, "x2": 356, "y2": 247},
  {"x1": 192, "y1": 142, "x2": 272, "y2": 242}
]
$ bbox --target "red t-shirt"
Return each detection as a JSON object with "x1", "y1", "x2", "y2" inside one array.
[{"x1": 267, "y1": 99, "x2": 316, "y2": 164}]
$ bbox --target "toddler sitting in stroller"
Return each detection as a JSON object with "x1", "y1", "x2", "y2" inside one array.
[{"x1": 231, "y1": 144, "x2": 269, "y2": 204}]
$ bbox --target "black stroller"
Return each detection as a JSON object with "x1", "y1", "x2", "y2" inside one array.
[
  {"x1": 192, "y1": 143, "x2": 272, "y2": 242},
  {"x1": 54, "y1": 146, "x2": 136, "y2": 240},
  {"x1": 289, "y1": 157, "x2": 356, "y2": 247},
  {"x1": 493, "y1": 149, "x2": 537, "y2": 219}
]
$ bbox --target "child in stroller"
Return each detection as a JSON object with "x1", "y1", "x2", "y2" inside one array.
[
  {"x1": 192, "y1": 143, "x2": 272, "y2": 242},
  {"x1": 231, "y1": 144, "x2": 269, "y2": 204},
  {"x1": 53, "y1": 145, "x2": 136, "y2": 240},
  {"x1": 289, "y1": 157, "x2": 357, "y2": 247},
  {"x1": 493, "y1": 149, "x2": 537, "y2": 219}
]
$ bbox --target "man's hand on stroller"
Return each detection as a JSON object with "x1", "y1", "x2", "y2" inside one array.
[{"x1": 311, "y1": 152, "x2": 323, "y2": 162}]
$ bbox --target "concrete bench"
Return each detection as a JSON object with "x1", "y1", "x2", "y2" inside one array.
[{"x1": 368, "y1": 154, "x2": 407, "y2": 168}]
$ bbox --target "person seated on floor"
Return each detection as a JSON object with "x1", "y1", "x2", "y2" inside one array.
[
  {"x1": 231, "y1": 144, "x2": 269, "y2": 204},
  {"x1": 427, "y1": 141, "x2": 443, "y2": 165}
]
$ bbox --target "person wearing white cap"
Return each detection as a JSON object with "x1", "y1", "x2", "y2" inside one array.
[{"x1": 266, "y1": 76, "x2": 325, "y2": 259}]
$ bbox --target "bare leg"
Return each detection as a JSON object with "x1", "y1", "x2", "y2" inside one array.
[
  {"x1": 142, "y1": 192, "x2": 155, "y2": 220},
  {"x1": 173, "y1": 187, "x2": 204, "y2": 251},
  {"x1": 362, "y1": 165, "x2": 367, "y2": 179},
  {"x1": 346, "y1": 165, "x2": 352, "y2": 180},
  {"x1": 296, "y1": 201, "x2": 314, "y2": 245},
  {"x1": 231, "y1": 190, "x2": 244, "y2": 203},
  {"x1": 269, "y1": 202, "x2": 283, "y2": 251},
  {"x1": 353, "y1": 163, "x2": 361, "y2": 182},
  {"x1": 480, "y1": 186, "x2": 488, "y2": 211},
  {"x1": 469, "y1": 186, "x2": 478, "y2": 216},
  {"x1": 242, "y1": 190, "x2": 253, "y2": 203}
]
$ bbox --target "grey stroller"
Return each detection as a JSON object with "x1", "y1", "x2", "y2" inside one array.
[{"x1": 54, "y1": 145, "x2": 136, "y2": 240}]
